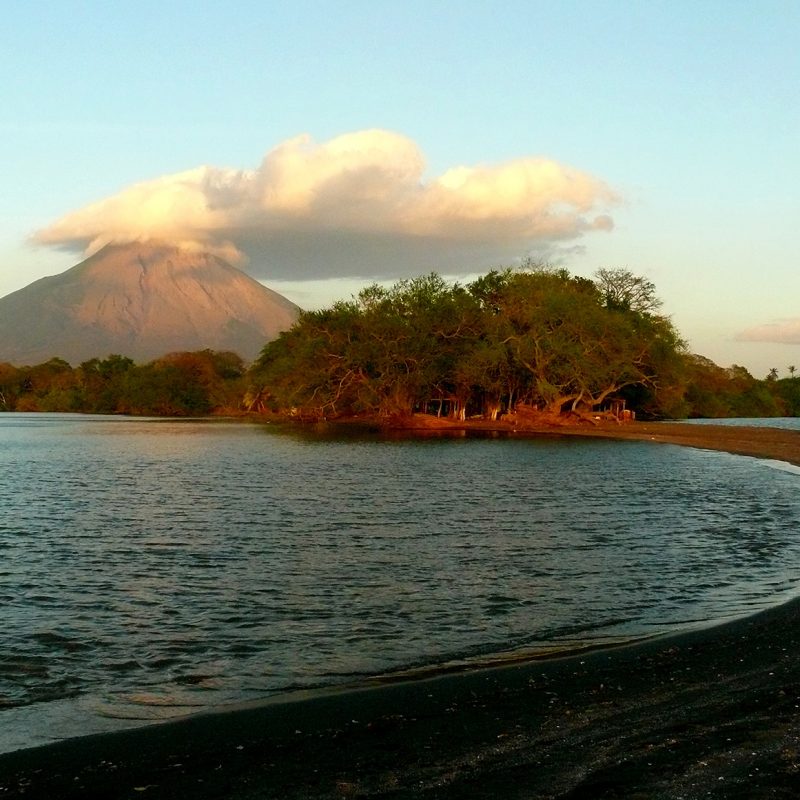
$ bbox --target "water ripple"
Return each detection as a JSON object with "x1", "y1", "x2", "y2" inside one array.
[{"x1": 1, "y1": 414, "x2": 799, "y2": 752}]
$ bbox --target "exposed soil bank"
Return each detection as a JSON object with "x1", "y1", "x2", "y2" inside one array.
[{"x1": 2, "y1": 421, "x2": 800, "y2": 799}]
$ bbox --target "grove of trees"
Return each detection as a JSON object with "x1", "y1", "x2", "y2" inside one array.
[{"x1": 248, "y1": 266, "x2": 688, "y2": 421}]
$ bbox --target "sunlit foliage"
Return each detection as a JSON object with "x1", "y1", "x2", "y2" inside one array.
[
  {"x1": 0, "y1": 350, "x2": 245, "y2": 416},
  {"x1": 250, "y1": 266, "x2": 690, "y2": 420}
]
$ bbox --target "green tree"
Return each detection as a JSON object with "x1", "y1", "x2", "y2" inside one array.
[
  {"x1": 774, "y1": 376, "x2": 800, "y2": 416},
  {"x1": 77, "y1": 354, "x2": 135, "y2": 412},
  {"x1": 15, "y1": 358, "x2": 78, "y2": 412},
  {"x1": 469, "y1": 268, "x2": 682, "y2": 415},
  {"x1": 253, "y1": 275, "x2": 482, "y2": 418},
  {"x1": 594, "y1": 268, "x2": 663, "y2": 315}
]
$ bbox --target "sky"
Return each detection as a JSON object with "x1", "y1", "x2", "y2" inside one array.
[{"x1": 1, "y1": 0, "x2": 798, "y2": 377}]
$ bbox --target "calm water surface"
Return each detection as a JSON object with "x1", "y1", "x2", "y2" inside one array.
[{"x1": 2, "y1": 413, "x2": 800, "y2": 752}]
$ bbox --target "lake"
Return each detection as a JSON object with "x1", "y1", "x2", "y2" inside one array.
[{"x1": 2, "y1": 413, "x2": 800, "y2": 753}]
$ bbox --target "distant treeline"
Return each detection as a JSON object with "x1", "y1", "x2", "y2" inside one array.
[
  {"x1": 0, "y1": 350, "x2": 247, "y2": 416},
  {"x1": 679, "y1": 356, "x2": 800, "y2": 418},
  {"x1": 1, "y1": 268, "x2": 799, "y2": 420}
]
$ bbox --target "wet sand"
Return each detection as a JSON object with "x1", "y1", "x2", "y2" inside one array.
[
  {"x1": 552, "y1": 420, "x2": 800, "y2": 469},
  {"x1": 2, "y1": 421, "x2": 799, "y2": 799}
]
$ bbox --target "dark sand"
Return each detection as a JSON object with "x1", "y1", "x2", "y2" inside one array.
[
  {"x1": 2, "y1": 422, "x2": 800, "y2": 799},
  {"x1": 552, "y1": 420, "x2": 800, "y2": 469}
]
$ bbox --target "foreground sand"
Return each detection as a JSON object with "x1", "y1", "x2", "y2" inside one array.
[{"x1": 2, "y1": 421, "x2": 799, "y2": 799}]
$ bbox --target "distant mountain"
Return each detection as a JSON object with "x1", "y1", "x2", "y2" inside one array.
[{"x1": 0, "y1": 243, "x2": 300, "y2": 365}]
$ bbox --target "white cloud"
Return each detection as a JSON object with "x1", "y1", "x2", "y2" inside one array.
[
  {"x1": 33, "y1": 129, "x2": 619, "y2": 279},
  {"x1": 736, "y1": 319, "x2": 800, "y2": 345}
]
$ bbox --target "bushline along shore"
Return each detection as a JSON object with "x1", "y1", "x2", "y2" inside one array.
[{"x1": 2, "y1": 421, "x2": 800, "y2": 799}]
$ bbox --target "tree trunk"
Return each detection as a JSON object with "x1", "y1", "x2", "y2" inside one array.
[
  {"x1": 543, "y1": 394, "x2": 579, "y2": 415},
  {"x1": 483, "y1": 397, "x2": 501, "y2": 420}
]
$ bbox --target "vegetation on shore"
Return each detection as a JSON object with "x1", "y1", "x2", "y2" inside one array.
[
  {"x1": 0, "y1": 350, "x2": 247, "y2": 416},
  {"x1": 248, "y1": 265, "x2": 798, "y2": 422},
  {"x1": 1, "y1": 265, "x2": 798, "y2": 419},
  {"x1": 246, "y1": 266, "x2": 683, "y2": 421}
]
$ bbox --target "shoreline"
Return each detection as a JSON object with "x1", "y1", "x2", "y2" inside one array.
[
  {"x1": 5, "y1": 598, "x2": 800, "y2": 798},
  {"x1": 251, "y1": 412, "x2": 800, "y2": 467},
  {"x1": 3, "y1": 421, "x2": 800, "y2": 798},
  {"x1": 364, "y1": 415, "x2": 800, "y2": 468},
  {"x1": 538, "y1": 419, "x2": 800, "y2": 468}
]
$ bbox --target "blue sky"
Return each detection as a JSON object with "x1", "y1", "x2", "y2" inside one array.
[{"x1": 2, "y1": 0, "x2": 798, "y2": 376}]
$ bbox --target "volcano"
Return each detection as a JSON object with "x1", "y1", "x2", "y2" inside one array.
[{"x1": 0, "y1": 243, "x2": 300, "y2": 365}]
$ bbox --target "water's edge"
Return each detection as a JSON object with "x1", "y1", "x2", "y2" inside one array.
[{"x1": 3, "y1": 415, "x2": 800, "y2": 753}]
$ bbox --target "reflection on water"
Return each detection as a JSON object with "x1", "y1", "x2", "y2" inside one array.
[{"x1": 1, "y1": 413, "x2": 800, "y2": 752}]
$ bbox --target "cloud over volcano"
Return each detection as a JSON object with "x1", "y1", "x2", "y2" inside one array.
[{"x1": 34, "y1": 129, "x2": 618, "y2": 280}]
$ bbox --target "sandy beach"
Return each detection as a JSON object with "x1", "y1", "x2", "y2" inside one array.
[
  {"x1": 552, "y1": 420, "x2": 800, "y2": 469},
  {"x1": 2, "y1": 421, "x2": 799, "y2": 799}
]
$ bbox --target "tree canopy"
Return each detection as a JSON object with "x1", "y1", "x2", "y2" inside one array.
[{"x1": 250, "y1": 266, "x2": 688, "y2": 421}]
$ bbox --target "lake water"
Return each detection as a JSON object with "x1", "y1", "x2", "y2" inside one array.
[
  {"x1": 679, "y1": 417, "x2": 800, "y2": 431},
  {"x1": 2, "y1": 413, "x2": 800, "y2": 753}
]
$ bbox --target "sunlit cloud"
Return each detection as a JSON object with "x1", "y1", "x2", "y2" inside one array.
[
  {"x1": 736, "y1": 319, "x2": 800, "y2": 345},
  {"x1": 33, "y1": 129, "x2": 619, "y2": 279}
]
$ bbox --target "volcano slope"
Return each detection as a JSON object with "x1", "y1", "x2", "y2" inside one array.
[{"x1": 0, "y1": 243, "x2": 299, "y2": 365}]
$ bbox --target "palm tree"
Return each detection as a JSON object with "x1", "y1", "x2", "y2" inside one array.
[
  {"x1": 789, "y1": 365, "x2": 796, "y2": 379},
  {"x1": 767, "y1": 367, "x2": 779, "y2": 381}
]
